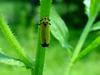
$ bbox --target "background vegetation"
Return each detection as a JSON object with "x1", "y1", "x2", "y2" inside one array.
[{"x1": 0, "y1": 0, "x2": 100, "y2": 75}]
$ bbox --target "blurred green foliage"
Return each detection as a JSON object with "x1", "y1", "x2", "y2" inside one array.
[{"x1": 0, "y1": 0, "x2": 100, "y2": 75}]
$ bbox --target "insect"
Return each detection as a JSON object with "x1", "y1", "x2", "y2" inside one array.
[{"x1": 39, "y1": 17, "x2": 51, "y2": 47}]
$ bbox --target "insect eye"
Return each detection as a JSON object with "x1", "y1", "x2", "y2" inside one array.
[
  {"x1": 44, "y1": 17, "x2": 46, "y2": 19},
  {"x1": 43, "y1": 22, "x2": 45, "y2": 24}
]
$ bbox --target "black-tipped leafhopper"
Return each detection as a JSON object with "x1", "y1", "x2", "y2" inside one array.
[{"x1": 39, "y1": 17, "x2": 51, "y2": 47}]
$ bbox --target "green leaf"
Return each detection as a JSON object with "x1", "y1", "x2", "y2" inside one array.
[
  {"x1": 50, "y1": 8, "x2": 72, "y2": 56},
  {"x1": 0, "y1": 16, "x2": 31, "y2": 65},
  {"x1": 84, "y1": 0, "x2": 100, "y2": 18},
  {"x1": 50, "y1": 7, "x2": 69, "y2": 48},
  {"x1": 78, "y1": 36, "x2": 100, "y2": 60},
  {"x1": 91, "y1": 21, "x2": 100, "y2": 31},
  {"x1": 0, "y1": 48, "x2": 5, "y2": 54},
  {"x1": 0, "y1": 53, "x2": 25, "y2": 67},
  {"x1": 83, "y1": 0, "x2": 90, "y2": 16}
]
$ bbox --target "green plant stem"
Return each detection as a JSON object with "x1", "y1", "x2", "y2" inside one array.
[
  {"x1": 34, "y1": 47, "x2": 46, "y2": 75},
  {"x1": 32, "y1": 28, "x2": 46, "y2": 75},
  {"x1": 40, "y1": 0, "x2": 52, "y2": 18},
  {"x1": 71, "y1": 18, "x2": 95, "y2": 62},
  {"x1": 0, "y1": 16, "x2": 31, "y2": 66},
  {"x1": 78, "y1": 36, "x2": 100, "y2": 60},
  {"x1": 32, "y1": 0, "x2": 52, "y2": 75},
  {"x1": 66, "y1": 17, "x2": 96, "y2": 75}
]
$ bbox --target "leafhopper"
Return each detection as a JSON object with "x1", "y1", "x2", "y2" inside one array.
[{"x1": 39, "y1": 17, "x2": 51, "y2": 47}]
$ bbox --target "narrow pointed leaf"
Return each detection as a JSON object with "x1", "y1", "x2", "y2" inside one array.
[
  {"x1": 0, "y1": 53, "x2": 25, "y2": 67},
  {"x1": 78, "y1": 36, "x2": 100, "y2": 60},
  {"x1": 50, "y1": 7, "x2": 69, "y2": 48},
  {"x1": 91, "y1": 21, "x2": 100, "y2": 31},
  {"x1": 0, "y1": 16, "x2": 31, "y2": 65},
  {"x1": 84, "y1": 0, "x2": 100, "y2": 18}
]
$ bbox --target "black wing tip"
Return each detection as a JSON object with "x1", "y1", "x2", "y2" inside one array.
[{"x1": 41, "y1": 43, "x2": 49, "y2": 47}]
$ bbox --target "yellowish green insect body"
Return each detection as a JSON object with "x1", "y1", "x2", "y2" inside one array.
[{"x1": 40, "y1": 17, "x2": 51, "y2": 47}]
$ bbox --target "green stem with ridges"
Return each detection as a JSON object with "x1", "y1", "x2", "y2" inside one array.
[{"x1": 33, "y1": 0, "x2": 52, "y2": 75}]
